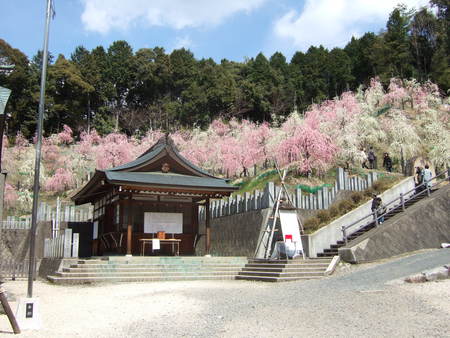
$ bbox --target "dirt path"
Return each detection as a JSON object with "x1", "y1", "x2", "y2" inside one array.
[{"x1": 1, "y1": 250, "x2": 449, "y2": 337}]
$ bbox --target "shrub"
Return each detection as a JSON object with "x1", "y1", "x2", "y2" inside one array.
[
  {"x1": 337, "y1": 199, "x2": 355, "y2": 213},
  {"x1": 316, "y1": 210, "x2": 331, "y2": 224},
  {"x1": 304, "y1": 217, "x2": 320, "y2": 233},
  {"x1": 350, "y1": 191, "x2": 364, "y2": 204},
  {"x1": 364, "y1": 187, "x2": 376, "y2": 197},
  {"x1": 329, "y1": 205, "x2": 340, "y2": 218}
]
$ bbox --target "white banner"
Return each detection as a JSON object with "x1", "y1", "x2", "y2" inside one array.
[{"x1": 144, "y1": 212, "x2": 183, "y2": 234}]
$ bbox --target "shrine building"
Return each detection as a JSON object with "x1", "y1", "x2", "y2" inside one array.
[{"x1": 72, "y1": 136, "x2": 237, "y2": 256}]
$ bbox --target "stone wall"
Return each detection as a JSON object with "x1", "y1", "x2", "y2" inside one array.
[
  {"x1": 339, "y1": 184, "x2": 450, "y2": 263},
  {"x1": 0, "y1": 221, "x2": 52, "y2": 261},
  {"x1": 308, "y1": 177, "x2": 416, "y2": 258},
  {"x1": 196, "y1": 207, "x2": 321, "y2": 257},
  {"x1": 196, "y1": 209, "x2": 270, "y2": 257}
]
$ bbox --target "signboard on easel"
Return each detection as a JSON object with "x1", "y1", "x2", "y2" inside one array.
[{"x1": 279, "y1": 209, "x2": 304, "y2": 258}]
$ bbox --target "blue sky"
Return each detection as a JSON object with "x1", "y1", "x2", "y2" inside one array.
[{"x1": 1, "y1": 0, "x2": 430, "y2": 63}]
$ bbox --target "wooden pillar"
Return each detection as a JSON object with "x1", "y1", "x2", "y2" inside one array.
[
  {"x1": 126, "y1": 225, "x2": 132, "y2": 256},
  {"x1": 205, "y1": 197, "x2": 211, "y2": 255},
  {"x1": 126, "y1": 198, "x2": 133, "y2": 256}
]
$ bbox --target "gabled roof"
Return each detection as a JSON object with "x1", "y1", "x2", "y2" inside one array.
[
  {"x1": 107, "y1": 134, "x2": 216, "y2": 178},
  {"x1": 72, "y1": 135, "x2": 237, "y2": 205}
]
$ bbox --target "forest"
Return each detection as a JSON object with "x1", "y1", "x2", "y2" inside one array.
[{"x1": 0, "y1": 1, "x2": 449, "y2": 138}]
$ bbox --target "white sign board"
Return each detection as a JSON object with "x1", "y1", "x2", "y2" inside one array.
[
  {"x1": 279, "y1": 210, "x2": 304, "y2": 257},
  {"x1": 144, "y1": 212, "x2": 183, "y2": 234},
  {"x1": 93, "y1": 221, "x2": 98, "y2": 239}
]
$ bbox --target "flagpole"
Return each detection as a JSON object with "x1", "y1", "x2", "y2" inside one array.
[{"x1": 27, "y1": 0, "x2": 53, "y2": 298}]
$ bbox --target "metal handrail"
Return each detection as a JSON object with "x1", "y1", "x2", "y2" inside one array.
[{"x1": 341, "y1": 169, "x2": 449, "y2": 244}]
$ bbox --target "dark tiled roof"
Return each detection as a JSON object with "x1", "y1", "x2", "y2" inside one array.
[
  {"x1": 107, "y1": 137, "x2": 214, "y2": 178},
  {"x1": 105, "y1": 171, "x2": 236, "y2": 191},
  {"x1": 108, "y1": 144, "x2": 164, "y2": 171}
]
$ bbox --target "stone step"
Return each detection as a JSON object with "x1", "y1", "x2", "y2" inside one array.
[
  {"x1": 78, "y1": 258, "x2": 247, "y2": 264},
  {"x1": 317, "y1": 252, "x2": 336, "y2": 257},
  {"x1": 241, "y1": 267, "x2": 326, "y2": 273},
  {"x1": 102, "y1": 257, "x2": 248, "y2": 263},
  {"x1": 323, "y1": 249, "x2": 338, "y2": 254},
  {"x1": 63, "y1": 266, "x2": 244, "y2": 273},
  {"x1": 247, "y1": 258, "x2": 332, "y2": 264},
  {"x1": 55, "y1": 270, "x2": 240, "y2": 278},
  {"x1": 244, "y1": 263, "x2": 329, "y2": 269},
  {"x1": 48, "y1": 275, "x2": 237, "y2": 284},
  {"x1": 235, "y1": 275, "x2": 322, "y2": 282},
  {"x1": 69, "y1": 263, "x2": 246, "y2": 269},
  {"x1": 238, "y1": 271, "x2": 324, "y2": 278}
]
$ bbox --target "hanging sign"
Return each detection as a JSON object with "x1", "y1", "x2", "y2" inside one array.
[{"x1": 0, "y1": 86, "x2": 12, "y2": 115}]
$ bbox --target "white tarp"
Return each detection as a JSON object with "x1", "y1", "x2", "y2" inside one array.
[
  {"x1": 144, "y1": 212, "x2": 183, "y2": 234},
  {"x1": 278, "y1": 210, "x2": 303, "y2": 258}
]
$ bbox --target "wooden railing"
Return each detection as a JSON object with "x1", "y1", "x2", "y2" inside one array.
[{"x1": 341, "y1": 170, "x2": 449, "y2": 244}]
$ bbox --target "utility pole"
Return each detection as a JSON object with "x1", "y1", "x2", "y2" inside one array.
[{"x1": 28, "y1": 0, "x2": 53, "y2": 299}]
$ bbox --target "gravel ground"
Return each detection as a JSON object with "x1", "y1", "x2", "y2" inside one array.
[{"x1": 1, "y1": 249, "x2": 449, "y2": 338}]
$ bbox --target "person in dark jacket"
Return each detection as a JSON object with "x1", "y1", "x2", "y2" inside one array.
[
  {"x1": 367, "y1": 147, "x2": 376, "y2": 169},
  {"x1": 383, "y1": 153, "x2": 393, "y2": 172},
  {"x1": 415, "y1": 167, "x2": 424, "y2": 193}
]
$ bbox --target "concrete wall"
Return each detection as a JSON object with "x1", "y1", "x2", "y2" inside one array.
[
  {"x1": 197, "y1": 209, "x2": 271, "y2": 257},
  {"x1": 196, "y1": 190, "x2": 362, "y2": 258},
  {"x1": 339, "y1": 184, "x2": 450, "y2": 263},
  {"x1": 307, "y1": 177, "x2": 416, "y2": 257},
  {"x1": 0, "y1": 221, "x2": 52, "y2": 261},
  {"x1": 38, "y1": 258, "x2": 78, "y2": 279}
]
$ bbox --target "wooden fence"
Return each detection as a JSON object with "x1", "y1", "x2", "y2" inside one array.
[
  {"x1": 0, "y1": 259, "x2": 37, "y2": 281},
  {"x1": 44, "y1": 228, "x2": 79, "y2": 258},
  {"x1": 199, "y1": 168, "x2": 379, "y2": 220},
  {"x1": 2, "y1": 199, "x2": 93, "y2": 230}
]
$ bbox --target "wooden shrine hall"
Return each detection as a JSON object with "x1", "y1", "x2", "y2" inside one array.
[{"x1": 72, "y1": 136, "x2": 237, "y2": 256}]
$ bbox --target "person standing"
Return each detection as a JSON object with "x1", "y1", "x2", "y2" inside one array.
[
  {"x1": 361, "y1": 148, "x2": 369, "y2": 169},
  {"x1": 422, "y1": 165, "x2": 433, "y2": 188},
  {"x1": 415, "y1": 166, "x2": 424, "y2": 193},
  {"x1": 377, "y1": 197, "x2": 385, "y2": 224},
  {"x1": 368, "y1": 147, "x2": 376, "y2": 169},
  {"x1": 383, "y1": 153, "x2": 393, "y2": 172}
]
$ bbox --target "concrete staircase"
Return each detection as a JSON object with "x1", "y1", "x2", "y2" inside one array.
[
  {"x1": 317, "y1": 190, "x2": 434, "y2": 258},
  {"x1": 47, "y1": 256, "x2": 248, "y2": 284},
  {"x1": 235, "y1": 257, "x2": 333, "y2": 282}
]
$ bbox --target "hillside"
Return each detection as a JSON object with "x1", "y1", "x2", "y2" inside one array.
[{"x1": 3, "y1": 78, "x2": 448, "y2": 217}]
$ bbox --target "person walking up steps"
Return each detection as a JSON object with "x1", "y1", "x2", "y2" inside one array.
[{"x1": 423, "y1": 165, "x2": 433, "y2": 189}]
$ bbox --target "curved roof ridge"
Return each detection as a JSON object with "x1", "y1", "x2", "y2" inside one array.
[{"x1": 106, "y1": 135, "x2": 220, "y2": 179}]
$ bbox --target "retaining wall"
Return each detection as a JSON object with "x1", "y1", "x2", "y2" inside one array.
[
  {"x1": 339, "y1": 184, "x2": 450, "y2": 263},
  {"x1": 0, "y1": 221, "x2": 52, "y2": 261},
  {"x1": 307, "y1": 177, "x2": 416, "y2": 258}
]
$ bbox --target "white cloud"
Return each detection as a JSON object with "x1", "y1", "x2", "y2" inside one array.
[
  {"x1": 272, "y1": 0, "x2": 430, "y2": 52},
  {"x1": 81, "y1": 0, "x2": 266, "y2": 34},
  {"x1": 173, "y1": 36, "x2": 193, "y2": 50}
]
